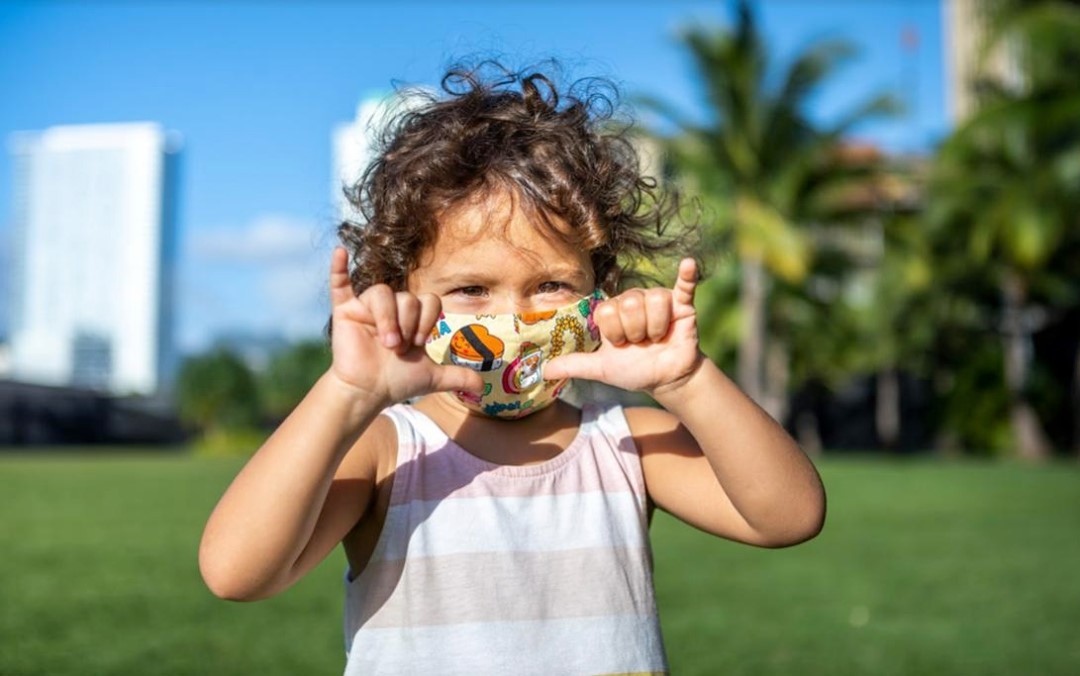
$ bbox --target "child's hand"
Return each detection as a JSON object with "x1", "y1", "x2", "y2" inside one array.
[
  {"x1": 543, "y1": 258, "x2": 704, "y2": 395},
  {"x1": 327, "y1": 247, "x2": 484, "y2": 405}
]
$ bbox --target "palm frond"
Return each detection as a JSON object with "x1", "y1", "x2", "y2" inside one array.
[
  {"x1": 630, "y1": 92, "x2": 707, "y2": 133},
  {"x1": 822, "y1": 92, "x2": 904, "y2": 141},
  {"x1": 772, "y1": 39, "x2": 857, "y2": 118}
]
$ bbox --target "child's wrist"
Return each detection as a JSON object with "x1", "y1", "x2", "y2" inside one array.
[
  {"x1": 321, "y1": 369, "x2": 391, "y2": 414},
  {"x1": 647, "y1": 352, "x2": 708, "y2": 403}
]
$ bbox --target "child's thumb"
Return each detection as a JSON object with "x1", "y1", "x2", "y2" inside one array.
[
  {"x1": 431, "y1": 364, "x2": 485, "y2": 396},
  {"x1": 543, "y1": 353, "x2": 603, "y2": 382}
]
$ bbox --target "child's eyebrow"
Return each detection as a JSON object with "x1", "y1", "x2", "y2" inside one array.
[
  {"x1": 526, "y1": 266, "x2": 592, "y2": 285},
  {"x1": 431, "y1": 267, "x2": 590, "y2": 286},
  {"x1": 539, "y1": 266, "x2": 590, "y2": 280},
  {"x1": 552, "y1": 270, "x2": 596, "y2": 289},
  {"x1": 429, "y1": 272, "x2": 501, "y2": 287}
]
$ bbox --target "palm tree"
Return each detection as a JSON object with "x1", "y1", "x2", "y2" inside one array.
[
  {"x1": 638, "y1": 0, "x2": 898, "y2": 417},
  {"x1": 927, "y1": 0, "x2": 1080, "y2": 459}
]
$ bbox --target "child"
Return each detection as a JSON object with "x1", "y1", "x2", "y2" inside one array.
[{"x1": 199, "y1": 62, "x2": 826, "y2": 675}]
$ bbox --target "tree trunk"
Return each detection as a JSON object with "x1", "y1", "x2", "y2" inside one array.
[
  {"x1": 1073, "y1": 343, "x2": 1080, "y2": 458},
  {"x1": 932, "y1": 370, "x2": 963, "y2": 458},
  {"x1": 1001, "y1": 269, "x2": 1052, "y2": 461},
  {"x1": 795, "y1": 410, "x2": 823, "y2": 457},
  {"x1": 738, "y1": 255, "x2": 767, "y2": 404},
  {"x1": 762, "y1": 339, "x2": 789, "y2": 423},
  {"x1": 876, "y1": 367, "x2": 901, "y2": 451}
]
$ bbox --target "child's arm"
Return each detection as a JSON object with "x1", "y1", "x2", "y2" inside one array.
[
  {"x1": 198, "y1": 374, "x2": 388, "y2": 601},
  {"x1": 199, "y1": 248, "x2": 483, "y2": 601},
  {"x1": 543, "y1": 259, "x2": 825, "y2": 547}
]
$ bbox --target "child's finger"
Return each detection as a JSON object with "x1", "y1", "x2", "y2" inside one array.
[
  {"x1": 672, "y1": 258, "x2": 698, "y2": 308},
  {"x1": 413, "y1": 293, "x2": 442, "y2": 346},
  {"x1": 616, "y1": 291, "x2": 648, "y2": 343},
  {"x1": 644, "y1": 288, "x2": 673, "y2": 341},
  {"x1": 329, "y1": 247, "x2": 354, "y2": 308},
  {"x1": 543, "y1": 352, "x2": 604, "y2": 382},
  {"x1": 394, "y1": 292, "x2": 421, "y2": 353},
  {"x1": 594, "y1": 300, "x2": 628, "y2": 346},
  {"x1": 363, "y1": 284, "x2": 401, "y2": 348}
]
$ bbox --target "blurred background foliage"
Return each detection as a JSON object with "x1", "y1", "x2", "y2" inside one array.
[
  {"x1": 174, "y1": 0, "x2": 1080, "y2": 461},
  {"x1": 641, "y1": 0, "x2": 1080, "y2": 460},
  {"x1": 176, "y1": 340, "x2": 330, "y2": 455}
]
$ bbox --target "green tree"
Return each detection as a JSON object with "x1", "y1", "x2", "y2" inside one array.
[
  {"x1": 927, "y1": 0, "x2": 1080, "y2": 459},
  {"x1": 762, "y1": 146, "x2": 916, "y2": 428},
  {"x1": 176, "y1": 348, "x2": 260, "y2": 434},
  {"x1": 639, "y1": 0, "x2": 898, "y2": 417},
  {"x1": 260, "y1": 340, "x2": 333, "y2": 421},
  {"x1": 770, "y1": 157, "x2": 934, "y2": 452}
]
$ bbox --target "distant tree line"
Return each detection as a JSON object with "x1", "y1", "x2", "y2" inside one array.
[{"x1": 175, "y1": 340, "x2": 330, "y2": 454}]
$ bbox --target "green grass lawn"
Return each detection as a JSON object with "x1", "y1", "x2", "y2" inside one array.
[{"x1": 1, "y1": 452, "x2": 1078, "y2": 675}]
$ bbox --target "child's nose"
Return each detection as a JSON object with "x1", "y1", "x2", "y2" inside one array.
[{"x1": 487, "y1": 291, "x2": 537, "y2": 315}]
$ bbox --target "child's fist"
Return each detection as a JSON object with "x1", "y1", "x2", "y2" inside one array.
[
  {"x1": 326, "y1": 247, "x2": 484, "y2": 404},
  {"x1": 543, "y1": 258, "x2": 704, "y2": 394}
]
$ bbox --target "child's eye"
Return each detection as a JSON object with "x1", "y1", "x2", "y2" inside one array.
[
  {"x1": 538, "y1": 281, "x2": 573, "y2": 294},
  {"x1": 454, "y1": 286, "x2": 487, "y2": 298}
]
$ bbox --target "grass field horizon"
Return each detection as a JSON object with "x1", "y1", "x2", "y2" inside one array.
[{"x1": 2, "y1": 451, "x2": 1078, "y2": 675}]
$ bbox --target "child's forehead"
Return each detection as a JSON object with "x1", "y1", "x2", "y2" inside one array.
[
  {"x1": 436, "y1": 188, "x2": 552, "y2": 238},
  {"x1": 411, "y1": 190, "x2": 595, "y2": 286},
  {"x1": 429, "y1": 191, "x2": 584, "y2": 261}
]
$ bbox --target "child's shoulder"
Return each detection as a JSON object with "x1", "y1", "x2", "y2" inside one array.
[
  {"x1": 337, "y1": 407, "x2": 400, "y2": 487},
  {"x1": 556, "y1": 398, "x2": 680, "y2": 434},
  {"x1": 621, "y1": 404, "x2": 694, "y2": 455},
  {"x1": 619, "y1": 403, "x2": 681, "y2": 435},
  {"x1": 581, "y1": 400, "x2": 686, "y2": 451}
]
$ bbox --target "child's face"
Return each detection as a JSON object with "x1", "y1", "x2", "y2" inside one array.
[{"x1": 407, "y1": 190, "x2": 595, "y2": 315}]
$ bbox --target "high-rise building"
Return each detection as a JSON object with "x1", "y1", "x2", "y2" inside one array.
[
  {"x1": 944, "y1": 0, "x2": 1023, "y2": 123},
  {"x1": 332, "y1": 89, "x2": 434, "y2": 226},
  {"x1": 332, "y1": 91, "x2": 394, "y2": 226},
  {"x1": 6, "y1": 122, "x2": 181, "y2": 396}
]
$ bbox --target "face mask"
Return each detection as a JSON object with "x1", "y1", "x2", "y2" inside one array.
[{"x1": 424, "y1": 290, "x2": 605, "y2": 419}]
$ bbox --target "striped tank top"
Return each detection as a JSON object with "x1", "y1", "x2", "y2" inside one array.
[{"x1": 343, "y1": 401, "x2": 669, "y2": 675}]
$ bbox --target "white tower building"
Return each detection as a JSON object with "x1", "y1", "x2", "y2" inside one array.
[
  {"x1": 6, "y1": 122, "x2": 180, "y2": 395},
  {"x1": 944, "y1": 0, "x2": 1023, "y2": 123},
  {"x1": 332, "y1": 91, "x2": 394, "y2": 226},
  {"x1": 332, "y1": 89, "x2": 434, "y2": 225}
]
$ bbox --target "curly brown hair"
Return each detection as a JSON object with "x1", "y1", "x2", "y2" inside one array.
[{"x1": 336, "y1": 60, "x2": 691, "y2": 302}]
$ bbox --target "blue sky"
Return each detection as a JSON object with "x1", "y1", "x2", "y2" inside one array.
[{"x1": 0, "y1": 1, "x2": 947, "y2": 354}]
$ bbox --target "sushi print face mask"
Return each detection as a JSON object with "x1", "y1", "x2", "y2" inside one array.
[{"x1": 424, "y1": 290, "x2": 605, "y2": 419}]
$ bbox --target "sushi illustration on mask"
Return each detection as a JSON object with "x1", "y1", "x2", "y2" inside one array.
[
  {"x1": 502, "y1": 342, "x2": 544, "y2": 394},
  {"x1": 514, "y1": 308, "x2": 557, "y2": 334},
  {"x1": 518, "y1": 308, "x2": 557, "y2": 325},
  {"x1": 449, "y1": 324, "x2": 505, "y2": 372}
]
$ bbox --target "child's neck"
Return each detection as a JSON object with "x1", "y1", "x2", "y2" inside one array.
[{"x1": 412, "y1": 394, "x2": 583, "y2": 467}]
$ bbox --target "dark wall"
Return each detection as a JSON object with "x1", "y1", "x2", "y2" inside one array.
[
  {"x1": 786, "y1": 372, "x2": 936, "y2": 453},
  {"x1": 0, "y1": 380, "x2": 188, "y2": 447}
]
